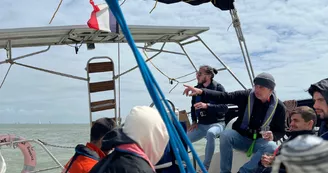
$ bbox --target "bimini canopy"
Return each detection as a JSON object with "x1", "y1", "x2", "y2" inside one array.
[
  {"x1": 0, "y1": 25, "x2": 209, "y2": 49},
  {"x1": 155, "y1": 0, "x2": 235, "y2": 11}
]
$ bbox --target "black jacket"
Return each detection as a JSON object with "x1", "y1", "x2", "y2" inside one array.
[
  {"x1": 308, "y1": 78, "x2": 328, "y2": 140},
  {"x1": 201, "y1": 88, "x2": 286, "y2": 141},
  {"x1": 89, "y1": 129, "x2": 155, "y2": 173},
  {"x1": 191, "y1": 80, "x2": 228, "y2": 125}
]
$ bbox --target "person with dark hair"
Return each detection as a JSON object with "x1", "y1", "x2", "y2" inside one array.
[
  {"x1": 187, "y1": 65, "x2": 228, "y2": 170},
  {"x1": 255, "y1": 106, "x2": 317, "y2": 173},
  {"x1": 62, "y1": 117, "x2": 116, "y2": 173},
  {"x1": 183, "y1": 72, "x2": 286, "y2": 173},
  {"x1": 89, "y1": 106, "x2": 169, "y2": 173},
  {"x1": 308, "y1": 78, "x2": 328, "y2": 140}
]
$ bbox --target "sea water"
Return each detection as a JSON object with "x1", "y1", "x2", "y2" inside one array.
[{"x1": 0, "y1": 124, "x2": 214, "y2": 173}]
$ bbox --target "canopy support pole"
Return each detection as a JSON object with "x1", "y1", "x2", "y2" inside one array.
[{"x1": 230, "y1": 3, "x2": 255, "y2": 86}]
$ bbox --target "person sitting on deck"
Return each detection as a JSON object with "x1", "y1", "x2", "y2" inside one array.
[
  {"x1": 308, "y1": 78, "x2": 328, "y2": 140},
  {"x1": 255, "y1": 106, "x2": 317, "y2": 173},
  {"x1": 89, "y1": 106, "x2": 169, "y2": 173},
  {"x1": 187, "y1": 65, "x2": 228, "y2": 170},
  {"x1": 183, "y1": 72, "x2": 286, "y2": 173},
  {"x1": 62, "y1": 117, "x2": 116, "y2": 173}
]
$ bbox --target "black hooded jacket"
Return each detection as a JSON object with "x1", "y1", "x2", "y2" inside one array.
[
  {"x1": 308, "y1": 78, "x2": 328, "y2": 104},
  {"x1": 89, "y1": 129, "x2": 155, "y2": 173},
  {"x1": 308, "y1": 78, "x2": 328, "y2": 140}
]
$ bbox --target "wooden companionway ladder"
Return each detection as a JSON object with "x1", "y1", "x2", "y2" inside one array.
[{"x1": 86, "y1": 57, "x2": 118, "y2": 127}]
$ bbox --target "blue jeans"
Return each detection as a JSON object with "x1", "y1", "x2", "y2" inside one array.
[
  {"x1": 187, "y1": 122, "x2": 225, "y2": 169},
  {"x1": 219, "y1": 129, "x2": 278, "y2": 173}
]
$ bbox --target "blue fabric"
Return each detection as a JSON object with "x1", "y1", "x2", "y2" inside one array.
[
  {"x1": 319, "y1": 122, "x2": 328, "y2": 140},
  {"x1": 104, "y1": 0, "x2": 206, "y2": 172},
  {"x1": 156, "y1": 122, "x2": 188, "y2": 173}
]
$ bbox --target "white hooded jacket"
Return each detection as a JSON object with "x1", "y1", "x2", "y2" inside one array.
[{"x1": 122, "y1": 106, "x2": 169, "y2": 165}]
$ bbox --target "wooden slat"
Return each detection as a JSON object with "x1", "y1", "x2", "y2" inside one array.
[
  {"x1": 89, "y1": 80, "x2": 114, "y2": 93},
  {"x1": 88, "y1": 62, "x2": 113, "y2": 73},
  {"x1": 91, "y1": 99, "x2": 116, "y2": 112}
]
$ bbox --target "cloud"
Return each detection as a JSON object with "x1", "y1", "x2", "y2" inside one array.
[{"x1": 0, "y1": 0, "x2": 327, "y2": 123}]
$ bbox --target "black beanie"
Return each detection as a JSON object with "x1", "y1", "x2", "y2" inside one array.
[{"x1": 253, "y1": 72, "x2": 276, "y2": 90}]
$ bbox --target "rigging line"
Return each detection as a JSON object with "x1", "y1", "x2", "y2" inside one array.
[
  {"x1": 177, "y1": 78, "x2": 197, "y2": 84},
  {"x1": 142, "y1": 50, "x2": 170, "y2": 79},
  {"x1": 118, "y1": 42, "x2": 121, "y2": 125},
  {"x1": 13, "y1": 62, "x2": 87, "y2": 81},
  {"x1": 120, "y1": 0, "x2": 127, "y2": 6},
  {"x1": 144, "y1": 50, "x2": 196, "y2": 93},
  {"x1": 169, "y1": 78, "x2": 196, "y2": 93},
  {"x1": 174, "y1": 71, "x2": 196, "y2": 80},
  {"x1": 0, "y1": 64, "x2": 13, "y2": 89},
  {"x1": 169, "y1": 82, "x2": 179, "y2": 93},
  {"x1": 143, "y1": 50, "x2": 196, "y2": 82},
  {"x1": 149, "y1": 0, "x2": 158, "y2": 14},
  {"x1": 49, "y1": 0, "x2": 63, "y2": 24}
]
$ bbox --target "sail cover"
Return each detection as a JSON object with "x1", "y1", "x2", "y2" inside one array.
[{"x1": 155, "y1": 0, "x2": 235, "y2": 11}]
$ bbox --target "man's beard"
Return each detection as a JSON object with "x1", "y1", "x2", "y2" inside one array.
[
  {"x1": 317, "y1": 110, "x2": 328, "y2": 120},
  {"x1": 198, "y1": 79, "x2": 205, "y2": 85}
]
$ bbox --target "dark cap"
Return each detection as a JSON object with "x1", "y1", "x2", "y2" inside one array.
[
  {"x1": 90, "y1": 117, "x2": 116, "y2": 142},
  {"x1": 254, "y1": 72, "x2": 276, "y2": 90}
]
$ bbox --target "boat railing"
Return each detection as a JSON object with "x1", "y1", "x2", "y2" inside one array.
[{"x1": 0, "y1": 138, "x2": 65, "y2": 172}]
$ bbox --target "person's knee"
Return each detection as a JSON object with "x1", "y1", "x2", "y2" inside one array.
[
  {"x1": 206, "y1": 130, "x2": 217, "y2": 139},
  {"x1": 219, "y1": 129, "x2": 235, "y2": 144}
]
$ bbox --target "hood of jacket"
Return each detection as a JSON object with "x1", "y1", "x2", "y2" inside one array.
[
  {"x1": 309, "y1": 78, "x2": 328, "y2": 104},
  {"x1": 101, "y1": 106, "x2": 169, "y2": 165},
  {"x1": 122, "y1": 106, "x2": 169, "y2": 165}
]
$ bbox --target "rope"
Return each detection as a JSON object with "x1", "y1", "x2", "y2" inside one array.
[
  {"x1": 142, "y1": 50, "x2": 197, "y2": 93},
  {"x1": 37, "y1": 139, "x2": 75, "y2": 149},
  {"x1": 120, "y1": 0, "x2": 127, "y2": 6},
  {"x1": 142, "y1": 50, "x2": 196, "y2": 82},
  {"x1": 149, "y1": 0, "x2": 158, "y2": 13},
  {"x1": 49, "y1": 0, "x2": 63, "y2": 24},
  {"x1": 13, "y1": 62, "x2": 87, "y2": 81},
  {"x1": 0, "y1": 64, "x2": 12, "y2": 89},
  {"x1": 118, "y1": 42, "x2": 121, "y2": 126},
  {"x1": 105, "y1": 0, "x2": 205, "y2": 172},
  {"x1": 113, "y1": 42, "x2": 167, "y2": 80},
  {"x1": 229, "y1": 6, "x2": 255, "y2": 85},
  {"x1": 175, "y1": 71, "x2": 196, "y2": 80}
]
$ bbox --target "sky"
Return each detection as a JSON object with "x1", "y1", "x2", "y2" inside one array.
[{"x1": 0, "y1": 0, "x2": 327, "y2": 124}]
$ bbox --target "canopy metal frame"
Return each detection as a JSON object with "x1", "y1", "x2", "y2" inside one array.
[{"x1": 0, "y1": 23, "x2": 253, "y2": 124}]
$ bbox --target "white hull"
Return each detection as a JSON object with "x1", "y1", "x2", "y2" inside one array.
[
  {"x1": 192, "y1": 150, "x2": 250, "y2": 173},
  {"x1": 191, "y1": 117, "x2": 250, "y2": 173}
]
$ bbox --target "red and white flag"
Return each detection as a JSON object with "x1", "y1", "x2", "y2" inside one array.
[{"x1": 87, "y1": 0, "x2": 114, "y2": 32}]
